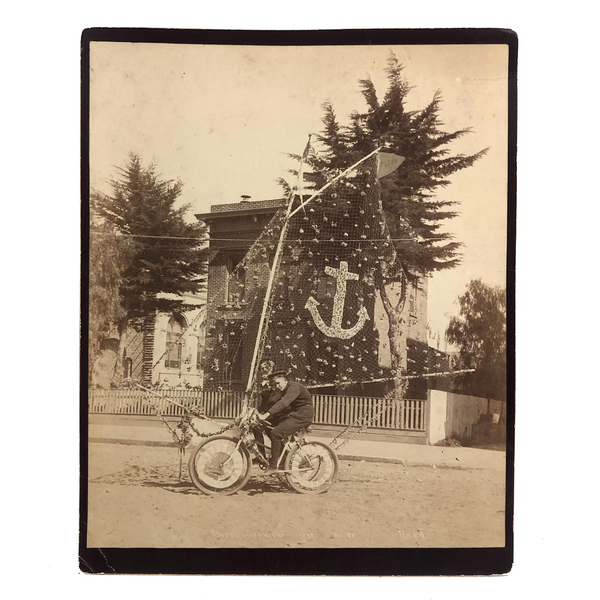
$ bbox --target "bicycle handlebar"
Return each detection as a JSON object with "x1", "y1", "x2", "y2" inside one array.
[{"x1": 237, "y1": 405, "x2": 263, "y2": 427}]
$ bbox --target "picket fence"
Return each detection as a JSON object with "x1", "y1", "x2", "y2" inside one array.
[{"x1": 88, "y1": 388, "x2": 426, "y2": 431}]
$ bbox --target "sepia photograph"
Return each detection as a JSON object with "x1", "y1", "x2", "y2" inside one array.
[{"x1": 82, "y1": 28, "x2": 516, "y2": 575}]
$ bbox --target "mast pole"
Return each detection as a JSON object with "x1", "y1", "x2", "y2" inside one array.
[
  {"x1": 243, "y1": 190, "x2": 296, "y2": 406},
  {"x1": 244, "y1": 136, "x2": 313, "y2": 405}
]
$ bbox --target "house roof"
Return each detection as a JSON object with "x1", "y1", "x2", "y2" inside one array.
[
  {"x1": 407, "y1": 338, "x2": 451, "y2": 376},
  {"x1": 156, "y1": 292, "x2": 206, "y2": 307},
  {"x1": 195, "y1": 198, "x2": 286, "y2": 223}
]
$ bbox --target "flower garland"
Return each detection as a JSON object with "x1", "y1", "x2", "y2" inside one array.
[
  {"x1": 134, "y1": 382, "x2": 239, "y2": 479},
  {"x1": 329, "y1": 378, "x2": 409, "y2": 450}
]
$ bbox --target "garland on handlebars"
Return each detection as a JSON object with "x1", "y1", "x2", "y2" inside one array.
[
  {"x1": 176, "y1": 407, "x2": 238, "y2": 448},
  {"x1": 134, "y1": 382, "x2": 242, "y2": 479}
]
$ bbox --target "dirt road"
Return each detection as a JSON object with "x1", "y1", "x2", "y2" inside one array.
[{"x1": 86, "y1": 443, "x2": 505, "y2": 548}]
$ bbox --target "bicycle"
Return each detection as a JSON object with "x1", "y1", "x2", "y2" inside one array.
[{"x1": 188, "y1": 405, "x2": 339, "y2": 496}]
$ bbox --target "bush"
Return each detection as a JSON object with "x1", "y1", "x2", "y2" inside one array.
[{"x1": 434, "y1": 438, "x2": 462, "y2": 447}]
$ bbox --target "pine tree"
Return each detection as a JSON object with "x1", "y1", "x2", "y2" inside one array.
[
  {"x1": 445, "y1": 280, "x2": 507, "y2": 402},
  {"x1": 91, "y1": 154, "x2": 208, "y2": 380}
]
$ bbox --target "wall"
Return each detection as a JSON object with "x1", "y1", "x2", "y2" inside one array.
[
  {"x1": 373, "y1": 277, "x2": 428, "y2": 369},
  {"x1": 445, "y1": 391, "x2": 489, "y2": 441},
  {"x1": 123, "y1": 326, "x2": 144, "y2": 378},
  {"x1": 406, "y1": 276, "x2": 428, "y2": 344},
  {"x1": 428, "y1": 390, "x2": 448, "y2": 445},
  {"x1": 91, "y1": 326, "x2": 144, "y2": 388},
  {"x1": 427, "y1": 390, "x2": 505, "y2": 445}
]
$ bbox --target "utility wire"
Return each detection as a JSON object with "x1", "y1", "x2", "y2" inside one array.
[
  {"x1": 90, "y1": 231, "x2": 208, "y2": 241},
  {"x1": 89, "y1": 231, "x2": 457, "y2": 243}
]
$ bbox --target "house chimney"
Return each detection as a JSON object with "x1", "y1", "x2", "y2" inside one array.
[{"x1": 240, "y1": 195, "x2": 251, "y2": 203}]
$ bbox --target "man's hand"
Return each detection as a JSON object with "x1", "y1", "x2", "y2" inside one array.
[{"x1": 257, "y1": 412, "x2": 271, "y2": 421}]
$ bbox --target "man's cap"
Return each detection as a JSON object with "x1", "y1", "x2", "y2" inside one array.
[{"x1": 268, "y1": 370, "x2": 288, "y2": 379}]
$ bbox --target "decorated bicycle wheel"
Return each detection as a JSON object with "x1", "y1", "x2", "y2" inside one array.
[
  {"x1": 284, "y1": 441, "x2": 339, "y2": 494},
  {"x1": 188, "y1": 435, "x2": 251, "y2": 495}
]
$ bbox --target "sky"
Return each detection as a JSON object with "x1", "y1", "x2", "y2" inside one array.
[{"x1": 90, "y1": 42, "x2": 509, "y2": 345}]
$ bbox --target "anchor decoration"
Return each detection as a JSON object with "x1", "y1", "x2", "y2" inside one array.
[{"x1": 305, "y1": 261, "x2": 369, "y2": 340}]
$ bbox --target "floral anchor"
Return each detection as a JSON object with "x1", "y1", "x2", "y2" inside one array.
[{"x1": 305, "y1": 261, "x2": 369, "y2": 339}]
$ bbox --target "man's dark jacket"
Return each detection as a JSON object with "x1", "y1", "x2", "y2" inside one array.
[{"x1": 265, "y1": 380, "x2": 314, "y2": 424}]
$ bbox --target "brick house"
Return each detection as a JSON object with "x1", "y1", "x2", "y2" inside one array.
[
  {"x1": 195, "y1": 198, "x2": 285, "y2": 390},
  {"x1": 195, "y1": 197, "x2": 439, "y2": 396}
]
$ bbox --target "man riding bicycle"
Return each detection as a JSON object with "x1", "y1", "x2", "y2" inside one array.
[{"x1": 256, "y1": 370, "x2": 314, "y2": 476}]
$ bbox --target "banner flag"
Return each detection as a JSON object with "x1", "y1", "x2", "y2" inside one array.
[{"x1": 377, "y1": 152, "x2": 405, "y2": 179}]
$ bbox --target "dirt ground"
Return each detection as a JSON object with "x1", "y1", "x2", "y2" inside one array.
[{"x1": 86, "y1": 442, "x2": 506, "y2": 549}]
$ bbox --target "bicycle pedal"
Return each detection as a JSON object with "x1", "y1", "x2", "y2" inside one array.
[{"x1": 262, "y1": 467, "x2": 280, "y2": 476}]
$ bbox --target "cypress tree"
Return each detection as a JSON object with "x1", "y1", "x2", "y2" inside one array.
[
  {"x1": 91, "y1": 154, "x2": 208, "y2": 380},
  {"x1": 287, "y1": 53, "x2": 488, "y2": 276}
]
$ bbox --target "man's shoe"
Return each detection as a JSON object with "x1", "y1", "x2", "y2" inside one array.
[{"x1": 262, "y1": 467, "x2": 279, "y2": 476}]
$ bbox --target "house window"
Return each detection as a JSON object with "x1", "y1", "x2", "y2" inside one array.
[
  {"x1": 165, "y1": 314, "x2": 187, "y2": 369},
  {"x1": 409, "y1": 281, "x2": 418, "y2": 317},
  {"x1": 227, "y1": 254, "x2": 245, "y2": 303},
  {"x1": 196, "y1": 336, "x2": 203, "y2": 372}
]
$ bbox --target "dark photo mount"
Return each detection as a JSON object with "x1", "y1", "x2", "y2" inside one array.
[{"x1": 81, "y1": 27, "x2": 516, "y2": 576}]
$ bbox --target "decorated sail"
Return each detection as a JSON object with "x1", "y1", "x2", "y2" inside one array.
[
  {"x1": 202, "y1": 151, "x2": 456, "y2": 396},
  {"x1": 258, "y1": 154, "x2": 398, "y2": 390}
]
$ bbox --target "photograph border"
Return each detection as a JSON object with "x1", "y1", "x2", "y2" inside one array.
[{"x1": 80, "y1": 26, "x2": 517, "y2": 576}]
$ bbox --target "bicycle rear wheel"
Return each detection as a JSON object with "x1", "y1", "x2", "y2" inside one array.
[
  {"x1": 284, "y1": 441, "x2": 339, "y2": 494},
  {"x1": 188, "y1": 435, "x2": 251, "y2": 495}
]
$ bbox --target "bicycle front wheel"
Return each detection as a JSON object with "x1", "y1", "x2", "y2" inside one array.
[
  {"x1": 284, "y1": 441, "x2": 339, "y2": 494},
  {"x1": 188, "y1": 435, "x2": 251, "y2": 496}
]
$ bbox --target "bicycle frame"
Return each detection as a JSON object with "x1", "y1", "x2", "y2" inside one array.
[{"x1": 227, "y1": 407, "x2": 315, "y2": 474}]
